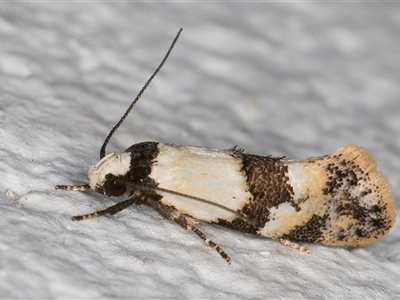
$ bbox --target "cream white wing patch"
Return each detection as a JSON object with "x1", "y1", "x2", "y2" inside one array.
[{"x1": 149, "y1": 143, "x2": 252, "y2": 222}]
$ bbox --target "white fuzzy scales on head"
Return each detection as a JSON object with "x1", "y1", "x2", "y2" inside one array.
[{"x1": 88, "y1": 151, "x2": 131, "y2": 192}]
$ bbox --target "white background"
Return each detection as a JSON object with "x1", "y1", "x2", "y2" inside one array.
[{"x1": 1, "y1": 3, "x2": 399, "y2": 298}]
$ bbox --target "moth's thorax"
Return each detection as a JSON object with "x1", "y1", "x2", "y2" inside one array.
[{"x1": 88, "y1": 151, "x2": 131, "y2": 192}]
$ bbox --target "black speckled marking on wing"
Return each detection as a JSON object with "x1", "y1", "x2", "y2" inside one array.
[
  {"x1": 217, "y1": 150, "x2": 294, "y2": 234},
  {"x1": 323, "y1": 155, "x2": 392, "y2": 244},
  {"x1": 281, "y1": 144, "x2": 396, "y2": 246},
  {"x1": 280, "y1": 214, "x2": 328, "y2": 244}
]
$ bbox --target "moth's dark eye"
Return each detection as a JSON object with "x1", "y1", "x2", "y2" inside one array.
[{"x1": 103, "y1": 178, "x2": 126, "y2": 197}]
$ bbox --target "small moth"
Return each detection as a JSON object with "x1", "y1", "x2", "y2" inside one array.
[{"x1": 56, "y1": 28, "x2": 396, "y2": 264}]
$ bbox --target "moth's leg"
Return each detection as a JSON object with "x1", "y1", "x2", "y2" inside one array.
[
  {"x1": 72, "y1": 196, "x2": 142, "y2": 221},
  {"x1": 146, "y1": 198, "x2": 231, "y2": 264},
  {"x1": 190, "y1": 225, "x2": 231, "y2": 264},
  {"x1": 55, "y1": 184, "x2": 90, "y2": 192},
  {"x1": 279, "y1": 238, "x2": 310, "y2": 254}
]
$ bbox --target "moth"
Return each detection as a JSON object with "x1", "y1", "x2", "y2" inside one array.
[{"x1": 56, "y1": 29, "x2": 396, "y2": 264}]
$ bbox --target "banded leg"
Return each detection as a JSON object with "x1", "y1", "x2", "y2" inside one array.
[
  {"x1": 72, "y1": 196, "x2": 142, "y2": 221},
  {"x1": 55, "y1": 184, "x2": 90, "y2": 192},
  {"x1": 279, "y1": 238, "x2": 310, "y2": 254},
  {"x1": 190, "y1": 226, "x2": 231, "y2": 264},
  {"x1": 145, "y1": 198, "x2": 231, "y2": 264}
]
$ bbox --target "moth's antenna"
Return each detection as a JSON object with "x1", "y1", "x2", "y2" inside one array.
[{"x1": 100, "y1": 28, "x2": 183, "y2": 159}]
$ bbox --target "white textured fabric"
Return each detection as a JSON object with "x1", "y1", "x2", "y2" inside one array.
[{"x1": 0, "y1": 3, "x2": 399, "y2": 298}]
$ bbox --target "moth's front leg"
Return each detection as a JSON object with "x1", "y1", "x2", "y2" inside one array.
[
  {"x1": 71, "y1": 196, "x2": 143, "y2": 221},
  {"x1": 55, "y1": 184, "x2": 90, "y2": 192}
]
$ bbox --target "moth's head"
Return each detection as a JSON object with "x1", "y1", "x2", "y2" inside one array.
[{"x1": 88, "y1": 151, "x2": 131, "y2": 197}]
